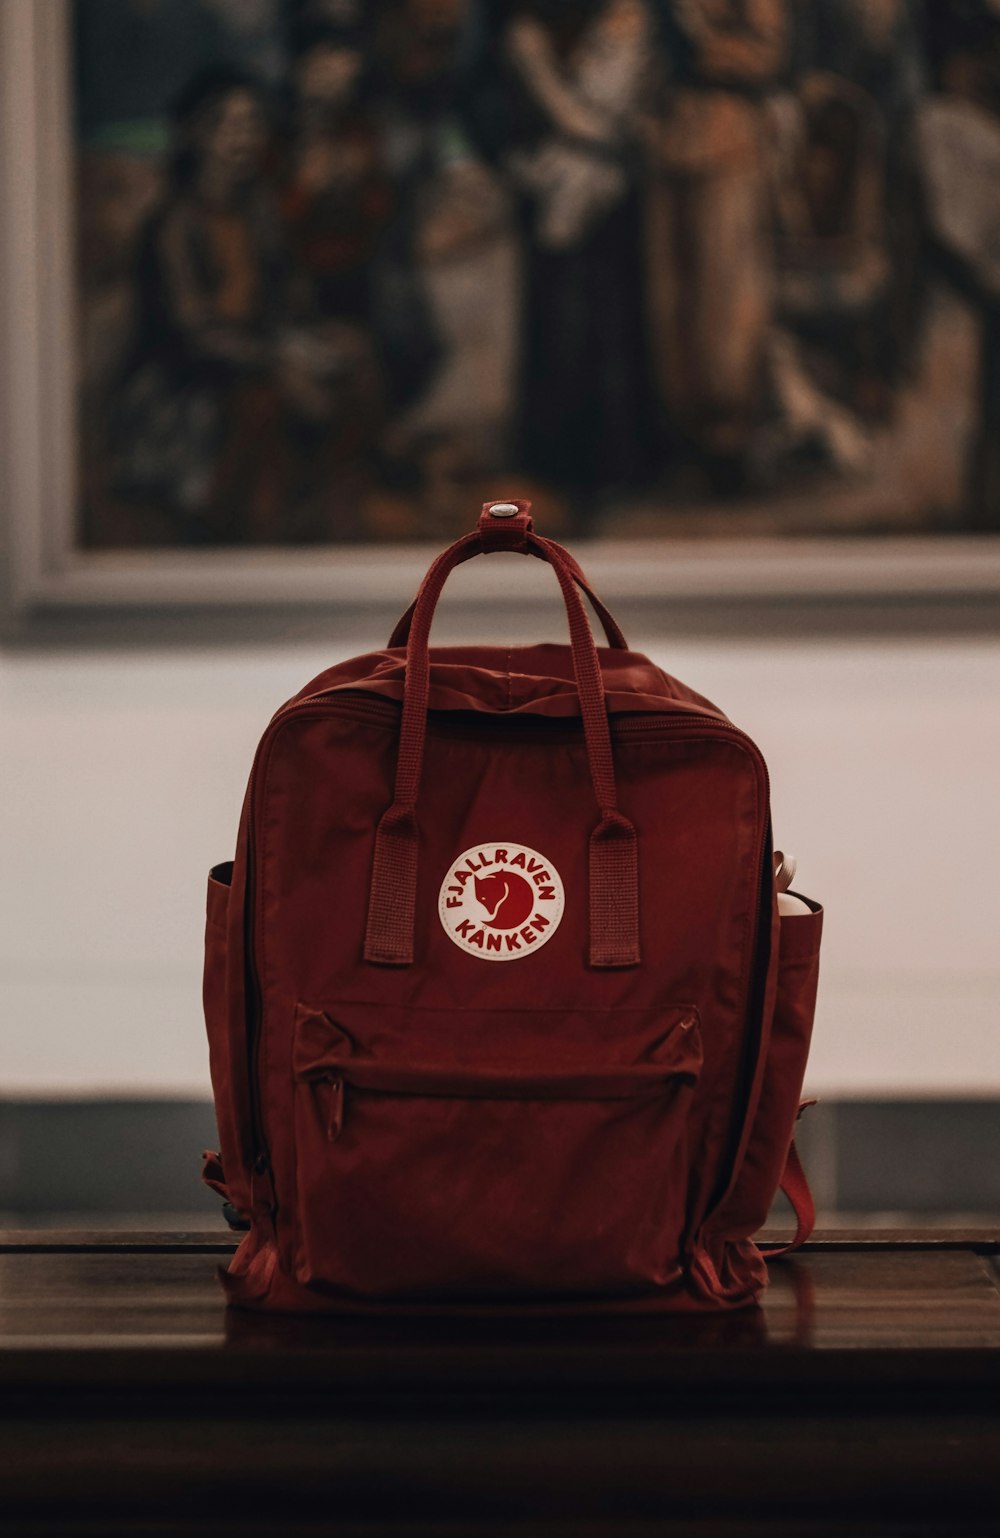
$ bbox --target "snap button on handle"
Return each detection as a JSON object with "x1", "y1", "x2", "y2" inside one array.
[{"x1": 477, "y1": 498, "x2": 533, "y2": 550}]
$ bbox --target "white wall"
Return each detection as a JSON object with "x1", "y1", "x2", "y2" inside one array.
[{"x1": 2, "y1": 636, "x2": 998, "y2": 1097}]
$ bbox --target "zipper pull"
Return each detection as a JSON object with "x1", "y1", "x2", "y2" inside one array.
[{"x1": 325, "y1": 1077, "x2": 344, "y2": 1141}]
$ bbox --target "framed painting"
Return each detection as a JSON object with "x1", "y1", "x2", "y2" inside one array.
[{"x1": 2, "y1": 0, "x2": 1000, "y2": 640}]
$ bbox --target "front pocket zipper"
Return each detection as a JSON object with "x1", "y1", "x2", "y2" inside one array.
[
  {"x1": 290, "y1": 1004, "x2": 703, "y2": 1301},
  {"x1": 308, "y1": 1057, "x2": 697, "y2": 1143}
]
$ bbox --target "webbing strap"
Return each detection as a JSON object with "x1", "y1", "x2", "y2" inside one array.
[
  {"x1": 760, "y1": 1137, "x2": 816, "y2": 1258},
  {"x1": 364, "y1": 502, "x2": 639, "y2": 968},
  {"x1": 386, "y1": 548, "x2": 629, "y2": 651}
]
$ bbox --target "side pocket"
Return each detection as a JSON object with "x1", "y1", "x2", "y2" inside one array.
[
  {"x1": 705, "y1": 896, "x2": 823, "y2": 1249},
  {"x1": 203, "y1": 862, "x2": 234, "y2": 1189},
  {"x1": 203, "y1": 861, "x2": 233, "y2": 1047}
]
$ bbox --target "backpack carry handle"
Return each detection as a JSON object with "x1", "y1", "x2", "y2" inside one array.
[
  {"x1": 385, "y1": 527, "x2": 629, "y2": 651},
  {"x1": 364, "y1": 500, "x2": 640, "y2": 970}
]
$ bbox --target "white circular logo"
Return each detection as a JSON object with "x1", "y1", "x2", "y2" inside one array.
[{"x1": 438, "y1": 842, "x2": 565, "y2": 961}]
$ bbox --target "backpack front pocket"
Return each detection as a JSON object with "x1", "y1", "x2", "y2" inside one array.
[{"x1": 290, "y1": 1004, "x2": 702, "y2": 1300}]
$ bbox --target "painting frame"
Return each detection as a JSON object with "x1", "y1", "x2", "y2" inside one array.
[{"x1": 3, "y1": 0, "x2": 1000, "y2": 645}]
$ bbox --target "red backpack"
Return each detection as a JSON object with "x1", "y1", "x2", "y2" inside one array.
[{"x1": 202, "y1": 501, "x2": 822, "y2": 1313}]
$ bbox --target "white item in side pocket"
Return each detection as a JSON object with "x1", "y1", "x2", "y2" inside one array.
[{"x1": 775, "y1": 851, "x2": 813, "y2": 916}]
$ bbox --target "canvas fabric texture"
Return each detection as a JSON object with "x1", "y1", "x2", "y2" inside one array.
[{"x1": 201, "y1": 500, "x2": 822, "y2": 1313}]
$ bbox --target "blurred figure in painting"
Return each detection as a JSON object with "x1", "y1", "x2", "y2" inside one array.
[
  {"x1": 367, "y1": 0, "x2": 525, "y2": 539},
  {"x1": 920, "y1": 0, "x2": 1000, "y2": 528},
  {"x1": 465, "y1": 0, "x2": 659, "y2": 521},
  {"x1": 642, "y1": 0, "x2": 788, "y2": 495},
  {"x1": 113, "y1": 67, "x2": 344, "y2": 541},
  {"x1": 280, "y1": 23, "x2": 398, "y2": 537},
  {"x1": 759, "y1": 0, "x2": 926, "y2": 486}
]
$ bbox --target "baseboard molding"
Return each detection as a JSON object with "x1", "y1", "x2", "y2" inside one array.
[{"x1": 1, "y1": 1097, "x2": 998, "y2": 1221}]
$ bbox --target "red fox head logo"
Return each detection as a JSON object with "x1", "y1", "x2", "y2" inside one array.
[
  {"x1": 439, "y1": 843, "x2": 564, "y2": 960},
  {"x1": 473, "y1": 870, "x2": 535, "y2": 929}
]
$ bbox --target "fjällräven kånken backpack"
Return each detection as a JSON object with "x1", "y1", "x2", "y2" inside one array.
[{"x1": 201, "y1": 501, "x2": 822, "y2": 1312}]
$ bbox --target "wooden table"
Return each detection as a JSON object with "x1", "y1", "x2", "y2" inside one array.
[{"x1": 1, "y1": 1231, "x2": 999, "y2": 1536}]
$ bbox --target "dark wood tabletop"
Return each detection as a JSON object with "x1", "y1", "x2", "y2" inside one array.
[{"x1": 2, "y1": 1229, "x2": 999, "y2": 1536}]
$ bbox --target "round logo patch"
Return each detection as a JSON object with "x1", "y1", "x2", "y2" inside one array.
[{"x1": 438, "y1": 842, "x2": 564, "y2": 961}]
